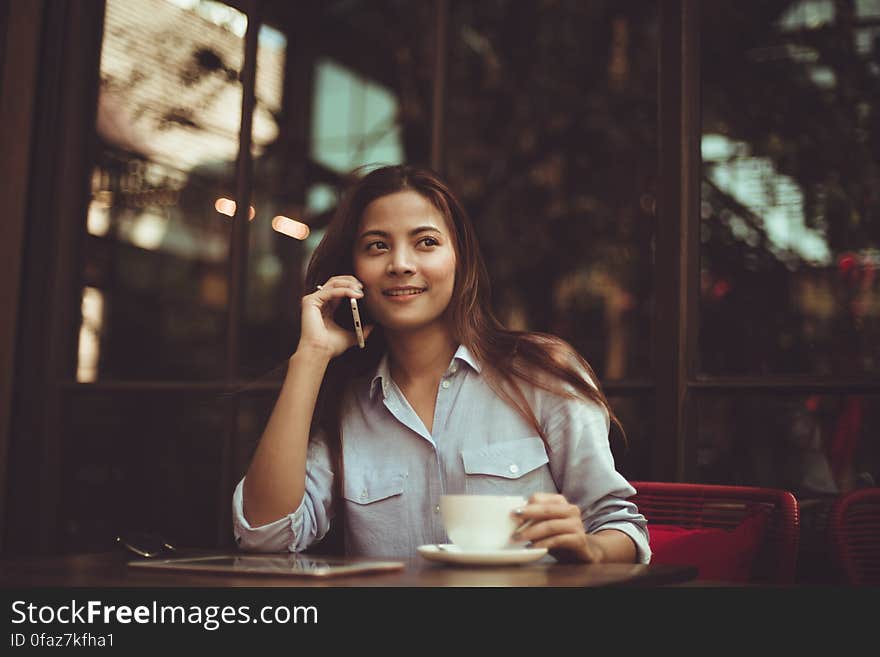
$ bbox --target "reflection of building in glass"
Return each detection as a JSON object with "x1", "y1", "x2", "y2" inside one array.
[
  {"x1": 700, "y1": 0, "x2": 880, "y2": 379},
  {"x1": 702, "y1": 134, "x2": 830, "y2": 265},
  {"x1": 77, "y1": 0, "x2": 290, "y2": 381},
  {"x1": 311, "y1": 58, "x2": 404, "y2": 173},
  {"x1": 778, "y1": 0, "x2": 835, "y2": 31}
]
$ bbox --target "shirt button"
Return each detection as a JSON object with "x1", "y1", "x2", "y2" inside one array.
[
  {"x1": 441, "y1": 380, "x2": 450, "y2": 389},
  {"x1": 450, "y1": 363, "x2": 458, "y2": 373},
  {"x1": 509, "y1": 463, "x2": 520, "y2": 475},
  {"x1": 434, "y1": 505, "x2": 440, "y2": 513},
  {"x1": 360, "y1": 489, "x2": 368, "y2": 499}
]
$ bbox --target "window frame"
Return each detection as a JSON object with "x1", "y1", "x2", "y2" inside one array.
[{"x1": 7, "y1": 0, "x2": 880, "y2": 556}]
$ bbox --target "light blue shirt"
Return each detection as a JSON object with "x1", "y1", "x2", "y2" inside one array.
[{"x1": 232, "y1": 345, "x2": 651, "y2": 563}]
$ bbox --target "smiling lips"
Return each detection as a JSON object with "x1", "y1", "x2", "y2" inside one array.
[{"x1": 383, "y1": 286, "x2": 427, "y2": 297}]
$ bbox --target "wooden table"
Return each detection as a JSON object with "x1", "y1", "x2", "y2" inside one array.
[{"x1": 0, "y1": 550, "x2": 696, "y2": 587}]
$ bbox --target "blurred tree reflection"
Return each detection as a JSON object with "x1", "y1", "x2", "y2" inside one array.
[
  {"x1": 445, "y1": 0, "x2": 658, "y2": 381},
  {"x1": 700, "y1": 0, "x2": 880, "y2": 376},
  {"x1": 697, "y1": 0, "x2": 880, "y2": 499}
]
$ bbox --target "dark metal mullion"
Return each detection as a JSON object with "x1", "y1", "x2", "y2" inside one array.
[
  {"x1": 57, "y1": 380, "x2": 662, "y2": 394},
  {"x1": 58, "y1": 380, "x2": 655, "y2": 395},
  {"x1": 655, "y1": 0, "x2": 700, "y2": 482},
  {"x1": 431, "y1": 0, "x2": 448, "y2": 173},
  {"x1": 60, "y1": 380, "x2": 285, "y2": 394},
  {"x1": 60, "y1": 377, "x2": 880, "y2": 395},
  {"x1": 41, "y1": 0, "x2": 106, "y2": 554},
  {"x1": 226, "y1": 9, "x2": 259, "y2": 379},
  {"x1": 680, "y1": 0, "x2": 701, "y2": 481},
  {"x1": 654, "y1": 0, "x2": 683, "y2": 481},
  {"x1": 61, "y1": 381, "x2": 268, "y2": 393},
  {"x1": 691, "y1": 379, "x2": 880, "y2": 394},
  {"x1": 217, "y1": 0, "x2": 260, "y2": 547},
  {"x1": 0, "y1": 0, "x2": 45, "y2": 555}
]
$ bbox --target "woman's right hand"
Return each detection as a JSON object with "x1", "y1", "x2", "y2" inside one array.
[{"x1": 297, "y1": 275, "x2": 374, "y2": 359}]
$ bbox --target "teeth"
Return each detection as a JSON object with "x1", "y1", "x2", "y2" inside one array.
[{"x1": 385, "y1": 289, "x2": 424, "y2": 296}]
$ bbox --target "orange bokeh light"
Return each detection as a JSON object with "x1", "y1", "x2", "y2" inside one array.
[
  {"x1": 271, "y1": 216, "x2": 310, "y2": 240},
  {"x1": 215, "y1": 198, "x2": 236, "y2": 216},
  {"x1": 214, "y1": 198, "x2": 256, "y2": 220}
]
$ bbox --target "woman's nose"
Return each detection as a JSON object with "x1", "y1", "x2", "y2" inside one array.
[{"x1": 387, "y1": 248, "x2": 415, "y2": 275}]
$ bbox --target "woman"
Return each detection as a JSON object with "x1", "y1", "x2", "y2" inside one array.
[{"x1": 233, "y1": 164, "x2": 650, "y2": 564}]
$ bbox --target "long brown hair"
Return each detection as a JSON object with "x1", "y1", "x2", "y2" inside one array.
[{"x1": 305, "y1": 164, "x2": 624, "y2": 528}]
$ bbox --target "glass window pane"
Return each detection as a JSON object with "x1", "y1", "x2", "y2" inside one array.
[
  {"x1": 240, "y1": 2, "x2": 435, "y2": 376},
  {"x1": 241, "y1": 21, "x2": 294, "y2": 377},
  {"x1": 696, "y1": 390, "x2": 880, "y2": 584},
  {"x1": 696, "y1": 393, "x2": 879, "y2": 494},
  {"x1": 76, "y1": 0, "x2": 248, "y2": 381},
  {"x1": 444, "y1": 1, "x2": 658, "y2": 382},
  {"x1": 311, "y1": 58, "x2": 406, "y2": 173},
  {"x1": 59, "y1": 391, "x2": 227, "y2": 553},
  {"x1": 700, "y1": 2, "x2": 880, "y2": 376}
]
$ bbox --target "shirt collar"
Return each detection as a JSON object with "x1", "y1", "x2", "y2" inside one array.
[{"x1": 369, "y1": 344, "x2": 482, "y2": 401}]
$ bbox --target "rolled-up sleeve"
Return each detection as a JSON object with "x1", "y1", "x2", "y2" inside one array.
[
  {"x1": 540, "y1": 391, "x2": 652, "y2": 564},
  {"x1": 232, "y1": 431, "x2": 335, "y2": 553}
]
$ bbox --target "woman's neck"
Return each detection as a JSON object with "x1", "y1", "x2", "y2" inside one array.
[{"x1": 386, "y1": 324, "x2": 458, "y2": 389}]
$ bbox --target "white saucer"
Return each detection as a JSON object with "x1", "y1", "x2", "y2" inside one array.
[{"x1": 417, "y1": 544, "x2": 548, "y2": 566}]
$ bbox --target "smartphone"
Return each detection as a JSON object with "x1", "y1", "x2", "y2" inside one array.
[
  {"x1": 350, "y1": 297, "x2": 365, "y2": 349},
  {"x1": 333, "y1": 293, "x2": 371, "y2": 348}
]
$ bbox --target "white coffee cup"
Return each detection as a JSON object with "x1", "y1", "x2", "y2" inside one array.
[{"x1": 439, "y1": 494, "x2": 526, "y2": 551}]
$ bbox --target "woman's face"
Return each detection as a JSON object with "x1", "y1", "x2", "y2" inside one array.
[{"x1": 353, "y1": 190, "x2": 457, "y2": 333}]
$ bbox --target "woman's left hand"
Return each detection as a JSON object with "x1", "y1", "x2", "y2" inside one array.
[{"x1": 511, "y1": 492, "x2": 605, "y2": 564}]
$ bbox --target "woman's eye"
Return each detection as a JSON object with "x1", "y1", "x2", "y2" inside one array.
[
  {"x1": 419, "y1": 237, "x2": 439, "y2": 247},
  {"x1": 366, "y1": 241, "x2": 388, "y2": 251}
]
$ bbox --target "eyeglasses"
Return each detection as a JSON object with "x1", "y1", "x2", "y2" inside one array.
[{"x1": 116, "y1": 532, "x2": 178, "y2": 558}]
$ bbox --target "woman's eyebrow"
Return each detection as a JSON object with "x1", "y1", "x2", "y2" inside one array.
[
  {"x1": 409, "y1": 225, "x2": 443, "y2": 236},
  {"x1": 359, "y1": 225, "x2": 443, "y2": 240}
]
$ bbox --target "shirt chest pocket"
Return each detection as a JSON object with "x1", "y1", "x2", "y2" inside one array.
[
  {"x1": 343, "y1": 468, "x2": 407, "y2": 505},
  {"x1": 342, "y1": 467, "x2": 409, "y2": 551},
  {"x1": 460, "y1": 437, "x2": 552, "y2": 496}
]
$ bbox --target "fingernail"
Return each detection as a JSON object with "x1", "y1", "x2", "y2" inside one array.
[{"x1": 513, "y1": 507, "x2": 524, "y2": 516}]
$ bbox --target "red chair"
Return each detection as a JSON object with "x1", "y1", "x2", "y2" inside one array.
[
  {"x1": 829, "y1": 487, "x2": 880, "y2": 586},
  {"x1": 631, "y1": 481, "x2": 800, "y2": 585}
]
